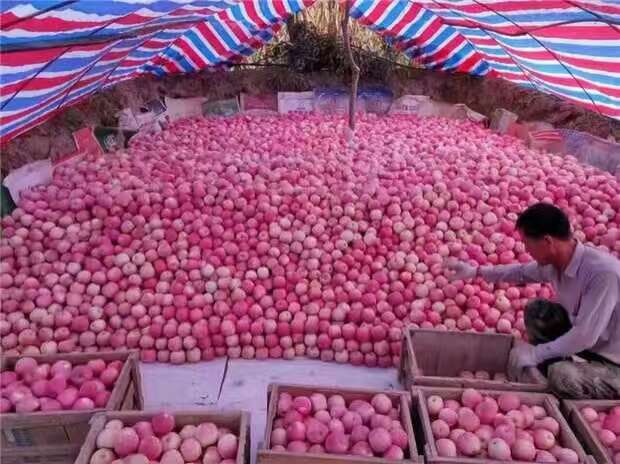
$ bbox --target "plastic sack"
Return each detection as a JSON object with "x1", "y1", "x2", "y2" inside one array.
[
  {"x1": 240, "y1": 93, "x2": 278, "y2": 115},
  {"x1": 203, "y1": 98, "x2": 240, "y2": 117},
  {"x1": 3, "y1": 159, "x2": 53, "y2": 203},
  {"x1": 277, "y1": 92, "x2": 314, "y2": 114},
  {"x1": 313, "y1": 88, "x2": 350, "y2": 114},
  {"x1": 388, "y1": 95, "x2": 430, "y2": 115},
  {"x1": 506, "y1": 120, "x2": 555, "y2": 143},
  {"x1": 358, "y1": 86, "x2": 393, "y2": 114},
  {"x1": 73, "y1": 127, "x2": 103, "y2": 155},
  {"x1": 116, "y1": 108, "x2": 139, "y2": 131},
  {"x1": 164, "y1": 96, "x2": 206, "y2": 121},
  {"x1": 560, "y1": 130, "x2": 620, "y2": 179},
  {"x1": 449, "y1": 104, "x2": 488, "y2": 126},
  {"x1": 490, "y1": 108, "x2": 519, "y2": 134},
  {"x1": 94, "y1": 127, "x2": 137, "y2": 152}
]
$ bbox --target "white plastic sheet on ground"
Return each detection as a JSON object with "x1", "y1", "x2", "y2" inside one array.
[{"x1": 3, "y1": 159, "x2": 53, "y2": 203}]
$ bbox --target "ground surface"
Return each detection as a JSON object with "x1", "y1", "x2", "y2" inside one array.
[{"x1": 141, "y1": 359, "x2": 399, "y2": 463}]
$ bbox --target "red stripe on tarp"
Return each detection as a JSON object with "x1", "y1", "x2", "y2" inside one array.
[
  {"x1": 533, "y1": 24, "x2": 620, "y2": 40},
  {"x1": 1, "y1": 85, "x2": 68, "y2": 128},
  {"x1": 3, "y1": 72, "x2": 80, "y2": 96},
  {"x1": 414, "y1": 17, "x2": 444, "y2": 47},
  {"x1": 424, "y1": 34, "x2": 465, "y2": 65},
  {"x1": 271, "y1": 0, "x2": 288, "y2": 19},
  {"x1": 175, "y1": 36, "x2": 208, "y2": 68},
  {"x1": 390, "y1": 4, "x2": 424, "y2": 37},
  {"x1": 364, "y1": 0, "x2": 391, "y2": 26},
  {"x1": 244, "y1": 0, "x2": 269, "y2": 29},
  {"x1": 572, "y1": 1, "x2": 620, "y2": 15},
  {"x1": 455, "y1": 48, "x2": 485, "y2": 74},
  {"x1": 196, "y1": 22, "x2": 228, "y2": 57},
  {"x1": 4, "y1": 16, "x2": 103, "y2": 32},
  {"x1": 557, "y1": 54, "x2": 620, "y2": 75},
  {"x1": 0, "y1": 47, "x2": 68, "y2": 67},
  {"x1": 218, "y1": 11, "x2": 252, "y2": 43}
]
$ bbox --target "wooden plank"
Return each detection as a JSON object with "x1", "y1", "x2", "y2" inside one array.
[
  {"x1": 415, "y1": 386, "x2": 592, "y2": 464},
  {"x1": 258, "y1": 450, "x2": 414, "y2": 464},
  {"x1": 563, "y1": 399, "x2": 620, "y2": 464},
  {"x1": 238, "y1": 410, "x2": 252, "y2": 464},
  {"x1": 74, "y1": 410, "x2": 251, "y2": 464},
  {"x1": 0, "y1": 444, "x2": 83, "y2": 464},
  {"x1": 400, "y1": 327, "x2": 548, "y2": 392},
  {"x1": 130, "y1": 356, "x2": 145, "y2": 409},
  {"x1": 258, "y1": 382, "x2": 422, "y2": 463},
  {"x1": 72, "y1": 414, "x2": 107, "y2": 464}
]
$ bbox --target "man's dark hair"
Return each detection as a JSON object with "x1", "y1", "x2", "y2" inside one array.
[{"x1": 516, "y1": 203, "x2": 571, "y2": 240}]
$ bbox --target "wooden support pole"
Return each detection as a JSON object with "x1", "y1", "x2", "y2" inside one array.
[{"x1": 341, "y1": 0, "x2": 360, "y2": 132}]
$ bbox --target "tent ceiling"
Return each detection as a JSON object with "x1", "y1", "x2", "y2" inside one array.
[{"x1": 1, "y1": 0, "x2": 619, "y2": 143}]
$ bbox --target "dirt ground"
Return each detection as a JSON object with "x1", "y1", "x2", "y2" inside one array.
[{"x1": 3, "y1": 67, "x2": 618, "y2": 176}]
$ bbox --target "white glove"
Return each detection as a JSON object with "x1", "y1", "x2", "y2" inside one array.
[
  {"x1": 444, "y1": 259, "x2": 477, "y2": 281},
  {"x1": 509, "y1": 341, "x2": 538, "y2": 373}
]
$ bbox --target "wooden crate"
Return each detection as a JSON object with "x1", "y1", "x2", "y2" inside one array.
[
  {"x1": 74, "y1": 409, "x2": 251, "y2": 464},
  {"x1": 1, "y1": 350, "x2": 143, "y2": 464},
  {"x1": 399, "y1": 328, "x2": 548, "y2": 391},
  {"x1": 563, "y1": 399, "x2": 620, "y2": 464},
  {"x1": 257, "y1": 383, "x2": 423, "y2": 463},
  {"x1": 414, "y1": 386, "x2": 593, "y2": 464}
]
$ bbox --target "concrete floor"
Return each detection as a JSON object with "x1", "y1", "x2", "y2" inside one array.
[{"x1": 141, "y1": 358, "x2": 401, "y2": 463}]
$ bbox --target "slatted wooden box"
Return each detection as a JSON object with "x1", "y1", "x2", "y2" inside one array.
[
  {"x1": 73, "y1": 410, "x2": 251, "y2": 464},
  {"x1": 1, "y1": 350, "x2": 142, "y2": 464},
  {"x1": 258, "y1": 382, "x2": 423, "y2": 463},
  {"x1": 563, "y1": 399, "x2": 620, "y2": 464},
  {"x1": 414, "y1": 386, "x2": 594, "y2": 464},
  {"x1": 399, "y1": 328, "x2": 548, "y2": 391}
]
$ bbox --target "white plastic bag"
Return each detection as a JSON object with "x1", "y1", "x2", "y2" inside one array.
[{"x1": 3, "y1": 159, "x2": 53, "y2": 202}]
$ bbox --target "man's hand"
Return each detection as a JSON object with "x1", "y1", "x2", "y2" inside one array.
[
  {"x1": 509, "y1": 341, "x2": 538, "y2": 375},
  {"x1": 444, "y1": 259, "x2": 477, "y2": 281}
]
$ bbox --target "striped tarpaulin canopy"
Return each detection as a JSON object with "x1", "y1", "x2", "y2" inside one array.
[{"x1": 1, "y1": 0, "x2": 619, "y2": 143}]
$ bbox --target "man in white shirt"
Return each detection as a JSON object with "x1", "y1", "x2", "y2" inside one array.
[{"x1": 446, "y1": 203, "x2": 620, "y2": 399}]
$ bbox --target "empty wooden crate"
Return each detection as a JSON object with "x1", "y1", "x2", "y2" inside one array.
[
  {"x1": 399, "y1": 328, "x2": 547, "y2": 391},
  {"x1": 258, "y1": 382, "x2": 423, "y2": 463},
  {"x1": 1, "y1": 350, "x2": 142, "y2": 464},
  {"x1": 74, "y1": 409, "x2": 251, "y2": 464},
  {"x1": 563, "y1": 399, "x2": 620, "y2": 464},
  {"x1": 414, "y1": 386, "x2": 593, "y2": 464}
]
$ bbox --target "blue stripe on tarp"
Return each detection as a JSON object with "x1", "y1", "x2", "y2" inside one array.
[
  {"x1": 491, "y1": 32, "x2": 620, "y2": 58},
  {"x1": 399, "y1": 10, "x2": 436, "y2": 39},
  {"x1": 257, "y1": 0, "x2": 277, "y2": 24},
  {"x1": 1, "y1": 92, "x2": 67, "y2": 136},
  {"x1": 349, "y1": 0, "x2": 374, "y2": 18},
  {"x1": 0, "y1": 66, "x2": 46, "y2": 85},
  {"x1": 207, "y1": 16, "x2": 244, "y2": 51},
  {"x1": 182, "y1": 29, "x2": 220, "y2": 63},
  {"x1": 1, "y1": 0, "x2": 66, "y2": 13},
  {"x1": 417, "y1": 28, "x2": 456, "y2": 55},
  {"x1": 163, "y1": 45, "x2": 199, "y2": 71},
  {"x1": 375, "y1": 0, "x2": 407, "y2": 31},
  {"x1": 502, "y1": 11, "x2": 596, "y2": 23},
  {"x1": 525, "y1": 72, "x2": 619, "y2": 108}
]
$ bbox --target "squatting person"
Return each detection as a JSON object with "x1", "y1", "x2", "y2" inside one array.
[{"x1": 445, "y1": 202, "x2": 620, "y2": 399}]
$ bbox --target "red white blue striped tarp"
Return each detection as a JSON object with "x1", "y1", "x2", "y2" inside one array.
[{"x1": 1, "y1": 0, "x2": 619, "y2": 143}]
